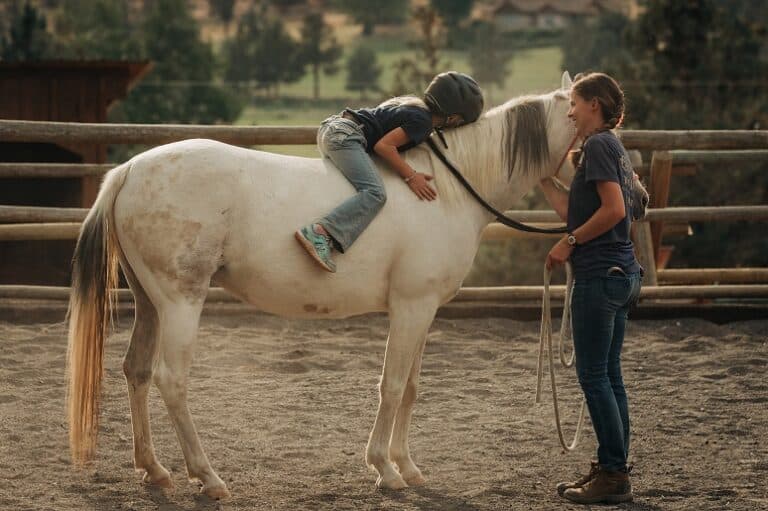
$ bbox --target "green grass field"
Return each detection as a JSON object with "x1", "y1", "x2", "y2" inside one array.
[{"x1": 237, "y1": 40, "x2": 563, "y2": 157}]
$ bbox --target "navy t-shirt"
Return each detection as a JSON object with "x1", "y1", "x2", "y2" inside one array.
[
  {"x1": 344, "y1": 105, "x2": 433, "y2": 153},
  {"x1": 567, "y1": 130, "x2": 642, "y2": 279}
]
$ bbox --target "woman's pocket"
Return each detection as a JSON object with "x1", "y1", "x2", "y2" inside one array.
[{"x1": 602, "y1": 269, "x2": 633, "y2": 306}]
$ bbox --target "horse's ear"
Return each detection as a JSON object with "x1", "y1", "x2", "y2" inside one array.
[{"x1": 561, "y1": 71, "x2": 573, "y2": 90}]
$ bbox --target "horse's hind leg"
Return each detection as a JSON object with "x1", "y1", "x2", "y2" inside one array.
[
  {"x1": 366, "y1": 297, "x2": 437, "y2": 489},
  {"x1": 153, "y1": 300, "x2": 229, "y2": 499},
  {"x1": 389, "y1": 334, "x2": 428, "y2": 486},
  {"x1": 122, "y1": 269, "x2": 172, "y2": 487}
]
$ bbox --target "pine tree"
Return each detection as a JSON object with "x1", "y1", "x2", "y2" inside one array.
[
  {"x1": 345, "y1": 46, "x2": 381, "y2": 100},
  {"x1": 390, "y1": 6, "x2": 449, "y2": 95},
  {"x1": 430, "y1": 0, "x2": 474, "y2": 31},
  {"x1": 117, "y1": 0, "x2": 241, "y2": 124},
  {"x1": 559, "y1": 0, "x2": 768, "y2": 268},
  {"x1": 299, "y1": 11, "x2": 342, "y2": 99},
  {"x1": 224, "y1": 4, "x2": 303, "y2": 98},
  {"x1": 0, "y1": 1, "x2": 54, "y2": 61},
  {"x1": 55, "y1": 0, "x2": 142, "y2": 59},
  {"x1": 208, "y1": 0, "x2": 235, "y2": 24},
  {"x1": 468, "y1": 21, "x2": 512, "y2": 105},
  {"x1": 334, "y1": 0, "x2": 407, "y2": 36}
]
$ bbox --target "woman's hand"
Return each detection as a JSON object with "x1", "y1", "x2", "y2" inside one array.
[
  {"x1": 407, "y1": 172, "x2": 437, "y2": 201},
  {"x1": 546, "y1": 237, "x2": 574, "y2": 270}
]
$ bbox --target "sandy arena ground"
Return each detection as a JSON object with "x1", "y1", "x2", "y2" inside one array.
[{"x1": 0, "y1": 312, "x2": 766, "y2": 510}]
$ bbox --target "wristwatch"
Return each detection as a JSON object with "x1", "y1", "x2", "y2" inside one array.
[{"x1": 566, "y1": 233, "x2": 578, "y2": 246}]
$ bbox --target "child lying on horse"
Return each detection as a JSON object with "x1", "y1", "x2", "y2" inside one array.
[{"x1": 295, "y1": 72, "x2": 484, "y2": 272}]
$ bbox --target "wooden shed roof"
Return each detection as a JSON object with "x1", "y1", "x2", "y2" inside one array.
[{"x1": 0, "y1": 60, "x2": 153, "y2": 105}]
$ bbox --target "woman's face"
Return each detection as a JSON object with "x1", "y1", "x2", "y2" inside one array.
[{"x1": 568, "y1": 90, "x2": 601, "y2": 138}]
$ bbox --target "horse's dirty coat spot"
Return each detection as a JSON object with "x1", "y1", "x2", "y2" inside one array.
[{"x1": 120, "y1": 211, "x2": 217, "y2": 299}]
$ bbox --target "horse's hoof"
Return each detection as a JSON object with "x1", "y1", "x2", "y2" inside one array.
[
  {"x1": 402, "y1": 470, "x2": 426, "y2": 486},
  {"x1": 201, "y1": 483, "x2": 230, "y2": 500},
  {"x1": 376, "y1": 474, "x2": 408, "y2": 490},
  {"x1": 142, "y1": 470, "x2": 173, "y2": 489}
]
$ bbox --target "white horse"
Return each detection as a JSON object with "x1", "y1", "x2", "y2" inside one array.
[{"x1": 66, "y1": 72, "x2": 624, "y2": 498}]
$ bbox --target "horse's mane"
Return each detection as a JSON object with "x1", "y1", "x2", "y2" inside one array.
[{"x1": 407, "y1": 93, "x2": 561, "y2": 206}]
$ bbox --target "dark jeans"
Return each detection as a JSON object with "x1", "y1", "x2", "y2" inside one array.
[{"x1": 571, "y1": 268, "x2": 642, "y2": 472}]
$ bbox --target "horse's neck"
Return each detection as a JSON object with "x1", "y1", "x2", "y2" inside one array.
[{"x1": 424, "y1": 109, "x2": 549, "y2": 212}]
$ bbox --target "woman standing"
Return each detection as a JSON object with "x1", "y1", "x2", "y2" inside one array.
[{"x1": 539, "y1": 72, "x2": 642, "y2": 505}]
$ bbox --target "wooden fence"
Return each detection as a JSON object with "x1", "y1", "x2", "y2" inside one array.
[{"x1": 1, "y1": 120, "x2": 766, "y2": 304}]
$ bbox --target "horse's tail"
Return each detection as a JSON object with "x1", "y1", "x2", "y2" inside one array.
[{"x1": 66, "y1": 161, "x2": 131, "y2": 465}]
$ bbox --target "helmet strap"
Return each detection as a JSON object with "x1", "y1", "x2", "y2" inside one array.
[{"x1": 434, "y1": 127, "x2": 449, "y2": 149}]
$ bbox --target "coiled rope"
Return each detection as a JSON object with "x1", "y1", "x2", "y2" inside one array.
[{"x1": 535, "y1": 261, "x2": 587, "y2": 451}]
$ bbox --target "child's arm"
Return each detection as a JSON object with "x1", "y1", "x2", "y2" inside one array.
[{"x1": 375, "y1": 128, "x2": 436, "y2": 201}]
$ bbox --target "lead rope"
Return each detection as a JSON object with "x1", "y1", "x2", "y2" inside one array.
[{"x1": 535, "y1": 261, "x2": 587, "y2": 451}]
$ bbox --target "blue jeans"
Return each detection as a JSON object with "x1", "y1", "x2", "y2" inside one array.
[
  {"x1": 571, "y1": 268, "x2": 642, "y2": 472},
  {"x1": 316, "y1": 115, "x2": 386, "y2": 253}
]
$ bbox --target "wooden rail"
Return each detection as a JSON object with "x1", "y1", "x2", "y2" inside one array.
[
  {"x1": 657, "y1": 269, "x2": 768, "y2": 285},
  {"x1": 1, "y1": 120, "x2": 767, "y2": 150},
  {"x1": 0, "y1": 163, "x2": 113, "y2": 178},
  {"x1": 0, "y1": 223, "x2": 80, "y2": 241},
  {"x1": 2, "y1": 284, "x2": 767, "y2": 301},
  {"x1": 669, "y1": 149, "x2": 768, "y2": 165},
  {"x1": 0, "y1": 206, "x2": 89, "y2": 223},
  {"x1": 0, "y1": 120, "x2": 318, "y2": 146},
  {"x1": 3, "y1": 205, "x2": 766, "y2": 225},
  {"x1": 3, "y1": 150, "x2": 764, "y2": 180},
  {"x1": 3, "y1": 207, "x2": 767, "y2": 242}
]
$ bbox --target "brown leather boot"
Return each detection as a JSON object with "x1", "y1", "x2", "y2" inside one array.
[
  {"x1": 563, "y1": 467, "x2": 632, "y2": 504},
  {"x1": 556, "y1": 461, "x2": 600, "y2": 497}
]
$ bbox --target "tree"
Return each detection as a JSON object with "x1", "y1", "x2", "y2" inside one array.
[
  {"x1": 390, "y1": 6, "x2": 449, "y2": 95},
  {"x1": 270, "y1": 0, "x2": 305, "y2": 7},
  {"x1": 299, "y1": 11, "x2": 342, "y2": 100},
  {"x1": 117, "y1": 0, "x2": 241, "y2": 124},
  {"x1": 468, "y1": 21, "x2": 513, "y2": 105},
  {"x1": 0, "y1": 1, "x2": 54, "y2": 61},
  {"x1": 208, "y1": 0, "x2": 236, "y2": 26},
  {"x1": 430, "y1": 0, "x2": 474, "y2": 31},
  {"x1": 345, "y1": 46, "x2": 381, "y2": 100},
  {"x1": 334, "y1": 0, "x2": 408, "y2": 36},
  {"x1": 559, "y1": 0, "x2": 768, "y2": 268},
  {"x1": 224, "y1": 4, "x2": 304, "y2": 97},
  {"x1": 560, "y1": 12, "x2": 630, "y2": 78},
  {"x1": 54, "y1": 0, "x2": 142, "y2": 59}
]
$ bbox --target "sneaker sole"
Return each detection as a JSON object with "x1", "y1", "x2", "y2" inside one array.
[{"x1": 295, "y1": 230, "x2": 336, "y2": 273}]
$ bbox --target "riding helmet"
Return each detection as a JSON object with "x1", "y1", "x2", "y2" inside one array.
[{"x1": 424, "y1": 71, "x2": 484, "y2": 125}]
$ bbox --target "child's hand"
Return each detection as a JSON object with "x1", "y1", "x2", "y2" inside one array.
[{"x1": 406, "y1": 173, "x2": 437, "y2": 201}]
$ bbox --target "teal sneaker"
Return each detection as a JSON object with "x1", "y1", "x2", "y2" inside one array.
[{"x1": 295, "y1": 224, "x2": 337, "y2": 273}]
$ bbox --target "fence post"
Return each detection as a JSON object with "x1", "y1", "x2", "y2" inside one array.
[
  {"x1": 649, "y1": 151, "x2": 673, "y2": 267},
  {"x1": 633, "y1": 222, "x2": 658, "y2": 286},
  {"x1": 629, "y1": 150, "x2": 658, "y2": 286}
]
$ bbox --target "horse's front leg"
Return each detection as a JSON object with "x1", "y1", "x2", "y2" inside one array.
[
  {"x1": 389, "y1": 335, "x2": 427, "y2": 486},
  {"x1": 366, "y1": 297, "x2": 437, "y2": 489}
]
